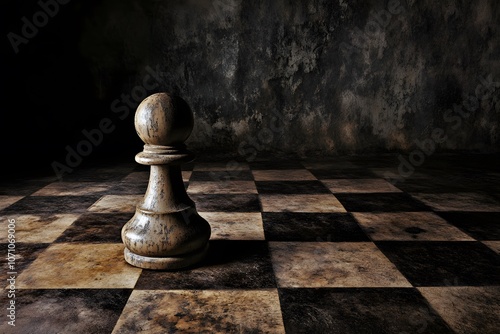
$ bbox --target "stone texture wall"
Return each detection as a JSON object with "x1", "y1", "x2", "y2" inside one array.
[{"x1": 2, "y1": 0, "x2": 500, "y2": 169}]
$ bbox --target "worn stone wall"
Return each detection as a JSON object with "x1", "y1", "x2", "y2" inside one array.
[{"x1": 2, "y1": 0, "x2": 500, "y2": 171}]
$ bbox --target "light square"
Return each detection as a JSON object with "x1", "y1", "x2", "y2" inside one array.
[
  {"x1": 0, "y1": 214, "x2": 79, "y2": 243},
  {"x1": 269, "y1": 242, "x2": 411, "y2": 288},
  {"x1": 15, "y1": 243, "x2": 141, "y2": 289},
  {"x1": 260, "y1": 194, "x2": 346, "y2": 212},
  {"x1": 87, "y1": 195, "x2": 142, "y2": 213},
  {"x1": 199, "y1": 212, "x2": 264, "y2": 240},
  {"x1": 252, "y1": 169, "x2": 316, "y2": 181},
  {"x1": 322, "y1": 179, "x2": 401, "y2": 193}
]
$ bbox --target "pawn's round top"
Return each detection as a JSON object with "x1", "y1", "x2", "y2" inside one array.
[{"x1": 134, "y1": 93, "x2": 194, "y2": 146}]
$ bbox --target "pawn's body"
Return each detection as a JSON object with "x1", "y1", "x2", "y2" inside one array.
[{"x1": 122, "y1": 93, "x2": 211, "y2": 270}]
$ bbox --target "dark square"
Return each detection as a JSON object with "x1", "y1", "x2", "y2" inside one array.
[
  {"x1": 0, "y1": 289, "x2": 131, "y2": 334},
  {"x1": 190, "y1": 170, "x2": 254, "y2": 181},
  {"x1": 335, "y1": 193, "x2": 431, "y2": 212},
  {"x1": 107, "y1": 181, "x2": 148, "y2": 195},
  {"x1": 376, "y1": 241, "x2": 500, "y2": 286},
  {"x1": 0, "y1": 180, "x2": 51, "y2": 196},
  {"x1": 55, "y1": 212, "x2": 133, "y2": 243},
  {"x1": 262, "y1": 212, "x2": 369, "y2": 241},
  {"x1": 0, "y1": 243, "x2": 48, "y2": 280},
  {"x1": 436, "y1": 212, "x2": 500, "y2": 240},
  {"x1": 189, "y1": 194, "x2": 261, "y2": 212},
  {"x1": 135, "y1": 240, "x2": 276, "y2": 289},
  {"x1": 256, "y1": 181, "x2": 331, "y2": 194},
  {"x1": 278, "y1": 288, "x2": 453, "y2": 334},
  {"x1": 0, "y1": 196, "x2": 101, "y2": 214},
  {"x1": 309, "y1": 168, "x2": 377, "y2": 179}
]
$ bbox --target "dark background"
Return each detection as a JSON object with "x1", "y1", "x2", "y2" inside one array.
[{"x1": 1, "y1": 0, "x2": 499, "y2": 177}]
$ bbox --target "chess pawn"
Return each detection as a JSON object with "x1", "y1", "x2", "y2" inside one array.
[{"x1": 122, "y1": 92, "x2": 211, "y2": 270}]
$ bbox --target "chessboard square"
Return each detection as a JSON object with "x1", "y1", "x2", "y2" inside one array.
[
  {"x1": 189, "y1": 194, "x2": 261, "y2": 212},
  {"x1": 0, "y1": 243, "x2": 48, "y2": 282},
  {"x1": 0, "y1": 180, "x2": 51, "y2": 196},
  {"x1": 278, "y1": 288, "x2": 453, "y2": 334},
  {"x1": 199, "y1": 212, "x2": 265, "y2": 240},
  {"x1": 1, "y1": 196, "x2": 101, "y2": 214},
  {"x1": 376, "y1": 241, "x2": 500, "y2": 286},
  {"x1": 252, "y1": 169, "x2": 316, "y2": 181},
  {"x1": 260, "y1": 194, "x2": 346, "y2": 213},
  {"x1": 436, "y1": 212, "x2": 500, "y2": 240},
  {"x1": 309, "y1": 168, "x2": 377, "y2": 179},
  {"x1": 122, "y1": 171, "x2": 149, "y2": 182},
  {"x1": 135, "y1": 240, "x2": 276, "y2": 289},
  {"x1": 16, "y1": 243, "x2": 142, "y2": 289},
  {"x1": 256, "y1": 180, "x2": 330, "y2": 194},
  {"x1": 0, "y1": 196, "x2": 23, "y2": 210},
  {"x1": 55, "y1": 212, "x2": 133, "y2": 243},
  {"x1": 31, "y1": 182, "x2": 112, "y2": 196},
  {"x1": 322, "y1": 178, "x2": 401, "y2": 193},
  {"x1": 187, "y1": 180, "x2": 257, "y2": 194},
  {"x1": 418, "y1": 287, "x2": 500, "y2": 334},
  {"x1": 353, "y1": 212, "x2": 474, "y2": 241},
  {"x1": 190, "y1": 170, "x2": 253, "y2": 181},
  {"x1": 0, "y1": 289, "x2": 131, "y2": 334},
  {"x1": 335, "y1": 193, "x2": 430, "y2": 212},
  {"x1": 108, "y1": 181, "x2": 148, "y2": 195},
  {"x1": 482, "y1": 241, "x2": 500, "y2": 254},
  {"x1": 262, "y1": 212, "x2": 369, "y2": 242},
  {"x1": 0, "y1": 214, "x2": 79, "y2": 243},
  {"x1": 269, "y1": 242, "x2": 411, "y2": 288},
  {"x1": 111, "y1": 289, "x2": 285, "y2": 334},
  {"x1": 410, "y1": 192, "x2": 500, "y2": 211},
  {"x1": 87, "y1": 195, "x2": 142, "y2": 213},
  {"x1": 193, "y1": 161, "x2": 250, "y2": 171}
]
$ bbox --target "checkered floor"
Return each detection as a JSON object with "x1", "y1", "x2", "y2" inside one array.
[{"x1": 1, "y1": 154, "x2": 499, "y2": 333}]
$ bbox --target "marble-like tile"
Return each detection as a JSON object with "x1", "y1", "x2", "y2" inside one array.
[
  {"x1": 279, "y1": 288, "x2": 453, "y2": 334},
  {"x1": 335, "y1": 193, "x2": 430, "y2": 212},
  {"x1": 111, "y1": 289, "x2": 285, "y2": 334},
  {"x1": 199, "y1": 212, "x2": 265, "y2": 240},
  {"x1": 187, "y1": 180, "x2": 257, "y2": 194},
  {"x1": 436, "y1": 212, "x2": 500, "y2": 240},
  {"x1": 353, "y1": 212, "x2": 474, "y2": 241},
  {"x1": 0, "y1": 181, "x2": 50, "y2": 196},
  {"x1": 262, "y1": 212, "x2": 369, "y2": 242},
  {"x1": 1, "y1": 196, "x2": 101, "y2": 214},
  {"x1": 482, "y1": 241, "x2": 500, "y2": 254},
  {"x1": 0, "y1": 243, "x2": 48, "y2": 282},
  {"x1": 108, "y1": 182, "x2": 148, "y2": 195},
  {"x1": 322, "y1": 178, "x2": 401, "y2": 193},
  {"x1": 0, "y1": 289, "x2": 131, "y2": 334},
  {"x1": 87, "y1": 195, "x2": 142, "y2": 213},
  {"x1": 193, "y1": 161, "x2": 250, "y2": 171},
  {"x1": 410, "y1": 192, "x2": 500, "y2": 212},
  {"x1": 376, "y1": 241, "x2": 500, "y2": 286},
  {"x1": 135, "y1": 240, "x2": 276, "y2": 289},
  {"x1": 309, "y1": 168, "x2": 377, "y2": 179},
  {"x1": 0, "y1": 196, "x2": 23, "y2": 210},
  {"x1": 16, "y1": 243, "x2": 142, "y2": 288},
  {"x1": 31, "y1": 182, "x2": 112, "y2": 196},
  {"x1": 190, "y1": 170, "x2": 253, "y2": 181},
  {"x1": 269, "y1": 242, "x2": 411, "y2": 288},
  {"x1": 0, "y1": 214, "x2": 79, "y2": 243},
  {"x1": 260, "y1": 194, "x2": 346, "y2": 213},
  {"x1": 190, "y1": 194, "x2": 261, "y2": 212},
  {"x1": 256, "y1": 181, "x2": 331, "y2": 194},
  {"x1": 418, "y1": 287, "x2": 500, "y2": 333},
  {"x1": 252, "y1": 169, "x2": 317, "y2": 181},
  {"x1": 55, "y1": 212, "x2": 133, "y2": 243}
]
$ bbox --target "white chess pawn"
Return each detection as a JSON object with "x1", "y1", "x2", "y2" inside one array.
[{"x1": 122, "y1": 92, "x2": 211, "y2": 270}]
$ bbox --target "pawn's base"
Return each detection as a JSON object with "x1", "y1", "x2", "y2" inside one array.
[{"x1": 124, "y1": 244, "x2": 209, "y2": 270}]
